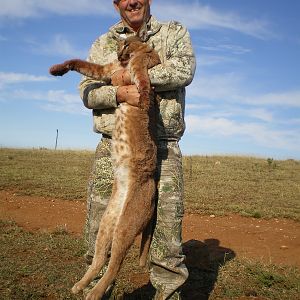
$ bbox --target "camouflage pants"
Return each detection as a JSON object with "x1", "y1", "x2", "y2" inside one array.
[{"x1": 84, "y1": 137, "x2": 188, "y2": 300}]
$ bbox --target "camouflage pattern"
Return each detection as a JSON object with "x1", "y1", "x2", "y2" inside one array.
[
  {"x1": 150, "y1": 140, "x2": 188, "y2": 300},
  {"x1": 84, "y1": 139, "x2": 187, "y2": 299},
  {"x1": 79, "y1": 16, "x2": 196, "y2": 140},
  {"x1": 84, "y1": 137, "x2": 113, "y2": 261},
  {"x1": 81, "y1": 14, "x2": 195, "y2": 300}
]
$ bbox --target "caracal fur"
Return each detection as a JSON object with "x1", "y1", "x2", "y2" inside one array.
[{"x1": 49, "y1": 34, "x2": 160, "y2": 300}]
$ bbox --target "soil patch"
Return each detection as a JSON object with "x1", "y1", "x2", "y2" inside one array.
[
  {"x1": 0, "y1": 190, "x2": 85, "y2": 235},
  {"x1": 1, "y1": 190, "x2": 299, "y2": 267}
]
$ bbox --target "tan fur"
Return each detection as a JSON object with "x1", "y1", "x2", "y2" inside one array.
[{"x1": 49, "y1": 36, "x2": 160, "y2": 300}]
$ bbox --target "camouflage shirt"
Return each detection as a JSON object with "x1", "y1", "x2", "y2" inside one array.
[{"x1": 79, "y1": 16, "x2": 196, "y2": 140}]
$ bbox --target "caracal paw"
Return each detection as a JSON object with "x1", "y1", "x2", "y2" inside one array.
[
  {"x1": 71, "y1": 281, "x2": 86, "y2": 294},
  {"x1": 85, "y1": 290, "x2": 102, "y2": 300}
]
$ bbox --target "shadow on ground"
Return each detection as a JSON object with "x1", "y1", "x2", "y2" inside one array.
[{"x1": 122, "y1": 239, "x2": 235, "y2": 299}]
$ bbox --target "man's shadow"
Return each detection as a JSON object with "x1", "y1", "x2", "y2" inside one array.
[
  {"x1": 181, "y1": 239, "x2": 235, "y2": 299},
  {"x1": 124, "y1": 238, "x2": 235, "y2": 299}
]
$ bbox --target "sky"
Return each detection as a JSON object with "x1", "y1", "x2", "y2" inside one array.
[{"x1": 0, "y1": 0, "x2": 299, "y2": 159}]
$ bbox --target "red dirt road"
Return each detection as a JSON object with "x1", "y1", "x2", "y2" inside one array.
[{"x1": 1, "y1": 190, "x2": 299, "y2": 267}]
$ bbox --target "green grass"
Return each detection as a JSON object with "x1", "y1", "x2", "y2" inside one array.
[
  {"x1": 1, "y1": 148, "x2": 299, "y2": 220},
  {"x1": 1, "y1": 221, "x2": 299, "y2": 300}
]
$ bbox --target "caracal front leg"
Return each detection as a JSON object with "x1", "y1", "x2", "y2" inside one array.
[
  {"x1": 72, "y1": 188, "x2": 120, "y2": 294},
  {"x1": 85, "y1": 218, "x2": 138, "y2": 300},
  {"x1": 71, "y1": 217, "x2": 113, "y2": 295}
]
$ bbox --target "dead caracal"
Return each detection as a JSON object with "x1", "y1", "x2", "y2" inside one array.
[{"x1": 49, "y1": 35, "x2": 160, "y2": 300}]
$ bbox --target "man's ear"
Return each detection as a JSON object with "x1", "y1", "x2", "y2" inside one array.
[{"x1": 113, "y1": 1, "x2": 120, "y2": 12}]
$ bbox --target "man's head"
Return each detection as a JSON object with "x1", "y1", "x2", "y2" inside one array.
[{"x1": 113, "y1": 0, "x2": 152, "y2": 32}]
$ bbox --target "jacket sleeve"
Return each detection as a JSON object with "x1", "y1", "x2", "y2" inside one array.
[
  {"x1": 78, "y1": 36, "x2": 118, "y2": 110},
  {"x1": 149, "y1": 22, "x2": 196, "y2": 92}
]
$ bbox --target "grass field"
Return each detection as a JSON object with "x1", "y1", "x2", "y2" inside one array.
[
  {"x1": 1, "y1": 220, "x2": 299, "y2": 300},
  {"x1": 1, "y1": 148, "x2": 299, "y2": 220},
  {"x1": 0, "y1": 148, "x2": 300, "y2": 299},
  {"x1": 183, "y1": 155, "x2": 300, "y2": 220}
]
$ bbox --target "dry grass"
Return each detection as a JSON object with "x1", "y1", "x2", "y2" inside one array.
[
  {"x1": 210, "y1": 258, "x2": 300, "y2": 300},
  {"x1": 1, "y1": 148, "x2": 299, "y2": 220},
  {"x1": 0, "y1": 220, "x2": 86, "y2": 299},
  {"x1": 0, "y1": 148, "x2": 93, "y2": 200},
  {"x1": 183, "y1": 155, "x2": 300, "y2": 221},
  {"x1": 1, "y1": 221, "x2": 299, "y2": 300},
  {"x1": 1, "y1": 148, "x2": 300, "y2": 299}
]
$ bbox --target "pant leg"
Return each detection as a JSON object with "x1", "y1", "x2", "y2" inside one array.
[
  {"x1": 84, "y1": 137, "x2": 113, "y2": 263},
  {"x1": 150, "y1": 140, "x2": 188, "y2": 300}
]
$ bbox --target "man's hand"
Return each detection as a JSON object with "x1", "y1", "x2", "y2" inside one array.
[
  {"x1": 116, "y1": 85, "x2": 140, "y2": 107},
  {"x1": 111, "y1": 69, "x2": 132, "y2": 86}
]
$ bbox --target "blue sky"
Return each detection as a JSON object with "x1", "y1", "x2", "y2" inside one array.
[{"x1": 0, "y1": 0, "x2": 299, "y2": 159}]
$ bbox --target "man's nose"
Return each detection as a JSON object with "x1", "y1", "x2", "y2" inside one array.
[{"x1": 128, "y1": 0, "x2": 139, "y2": 6}]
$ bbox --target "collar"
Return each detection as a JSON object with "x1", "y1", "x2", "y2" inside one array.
[{"x1": 109, "y1": 15, "x2": 162, "y2": 41}]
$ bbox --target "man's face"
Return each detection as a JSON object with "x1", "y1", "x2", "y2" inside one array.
[{"x1": 114, "y1": 0, "x2": 151, "y2": 31}]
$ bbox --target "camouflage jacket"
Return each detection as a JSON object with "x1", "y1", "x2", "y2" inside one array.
[{"x1": 79, "y1": 16, "x2": 196, "y2": 140}]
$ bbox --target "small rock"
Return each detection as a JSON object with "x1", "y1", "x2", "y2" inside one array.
[
  {"x1": 209, "y1": 214, "x2": 216, "y2": 218},
  {"x1": 280, "y1": 245, "x2": 288, "y2": 250}
]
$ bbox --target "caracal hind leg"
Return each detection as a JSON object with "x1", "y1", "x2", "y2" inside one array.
[{"x1": 139, "y1": 216, "x2": 154, "y2": 267}]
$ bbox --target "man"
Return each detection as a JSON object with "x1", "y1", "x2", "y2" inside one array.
[{"x1": 80, "y1": 0, "x2": 196, "y2": 299}]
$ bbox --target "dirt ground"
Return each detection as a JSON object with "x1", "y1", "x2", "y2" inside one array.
[{"x1": 0, "y1": 190, "x2": 299, "y2": 268}]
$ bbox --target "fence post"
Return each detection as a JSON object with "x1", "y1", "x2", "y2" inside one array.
[{"x1": 55, "y1": 129, "x2": 58, "y2": 150}]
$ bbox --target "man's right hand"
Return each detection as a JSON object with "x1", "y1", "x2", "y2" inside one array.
[
  {"x1": 111, "y1": 69, "x2": 132, "y2": 86},
  {"x1": 116, "y1": 85, "x2": 140, "y2": 107}
]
